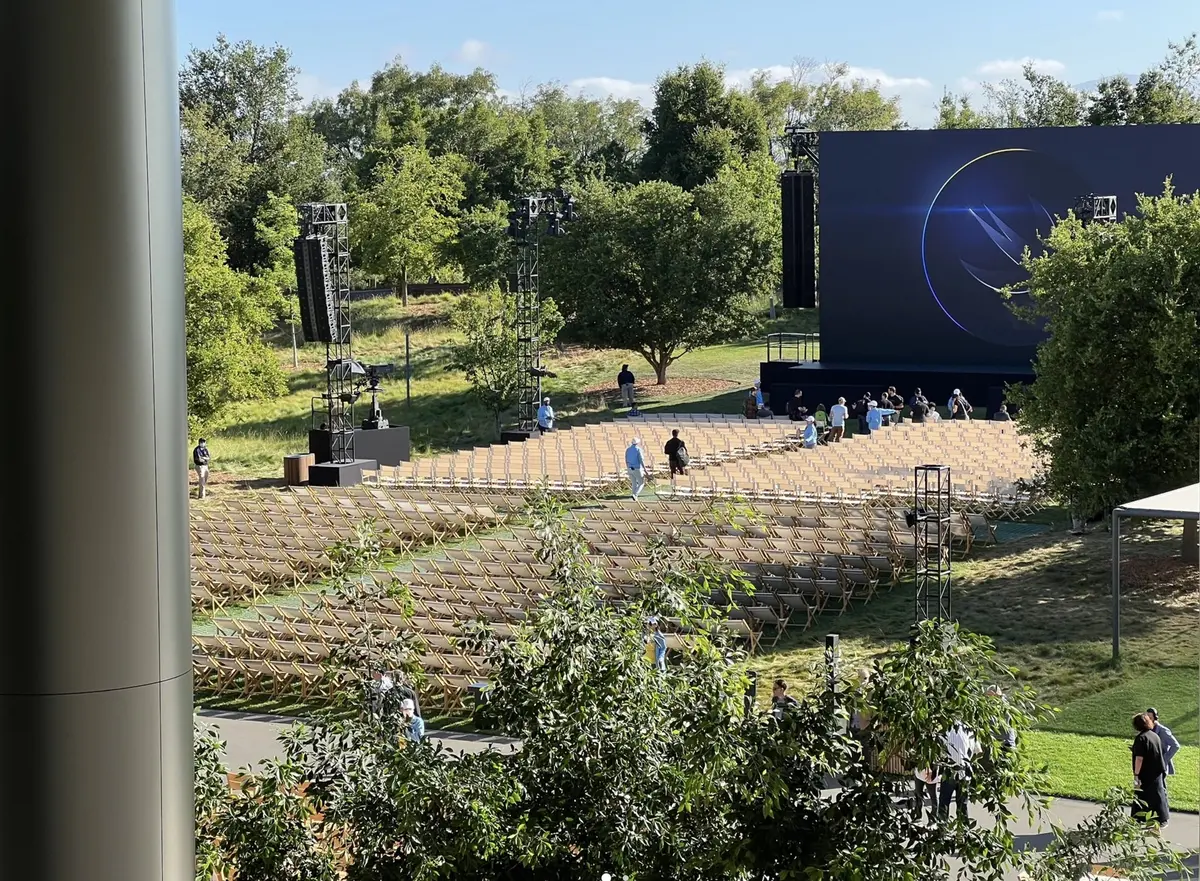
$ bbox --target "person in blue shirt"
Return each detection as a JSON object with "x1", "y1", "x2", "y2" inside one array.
[
  {"x1": 1147, "y1": 708, "x2": 1181, "y2": 778},
  {"x1": 864, "y1": 401, "x2": 897, "y2": 434},
  {"x1": 801, "y1": 415, "x2": 819, "y2": 449},
  {"x1": 400, "y1": 698, "x2": 424, "y2": 743},
  {"x1": 646, "y1": 616, "x2": 668, "y2": 671},
  {"x1": 625, "y1": 437, "x2": 646, "y2": 499},
  {"x1": 753, "y1": 381, "x2": 765, "y2": 409},
  {"x1": 536, "y1": 396, "x2": 554, "y2": 433}
]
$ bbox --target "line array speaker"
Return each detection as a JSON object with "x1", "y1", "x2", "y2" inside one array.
[
  {"x1": 293, "y1": 234, "x2": 336, "y2": 343},
  {"x1": 781, "y1": 171, "x2": 817, "y2": 308}
]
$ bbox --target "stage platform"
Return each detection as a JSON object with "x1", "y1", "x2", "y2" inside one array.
[{"x1": 759, "y1": 360, "x2": 1033, "y2": 416}]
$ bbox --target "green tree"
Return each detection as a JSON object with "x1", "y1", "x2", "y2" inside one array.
[
  {"x1": 443, "y1": 203, "x2": 511, "y2": 289},
  {"x1": 1008, "y1": 182, "x2": 1200, "y2": 522},
  {"x1": 544, "y1": 157, "x2": 777, "y2": 384},
  {"x1": 641, "y1": 61, "x2": 770, "y2": 190},
  {"x1": 179, "y1": 34, "x2": 298, "y2": 165},
  {"x1": 981, "y1": 63, "x2": 1085, "y2": 127},
  {"x1": 1086, "y1": 71, "x2": 1200, "y2": 125},
  {"x1": 183, "y1": 197, "x2": 285, "y2": 427},
  {"x1": 934, "y1": 89, "x2": 990, "y2": 129},
  {"x1": 448, "y1": 290, "x2": 564, "y2": 438},
  {"x1": 353, "y1": 145, "x2": 465, "y2": 304},
  {"x1": 528, "y1": 84, "x2": 646, "y2": 185},
  {"x1": 180, "y1": 103, "x2": 251, "y2": 220},
  {"x1": 252, "y1": 192, "x2": 301, "y2": 367}
]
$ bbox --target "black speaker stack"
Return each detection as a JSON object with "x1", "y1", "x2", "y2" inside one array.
[
  {"x1": 293, "y1": 234, "x2": 337, "y2": 344},
  {"x1": 781, "y1": 170, "x2": 817, "y2": 309}
]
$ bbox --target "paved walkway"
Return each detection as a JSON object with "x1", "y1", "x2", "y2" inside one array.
[{"x1": 198, "y1": 710, "x2": 1198, "y2": 879}]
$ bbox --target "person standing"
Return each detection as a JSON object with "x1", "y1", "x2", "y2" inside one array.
[
  {"x1": 192, "y1": 438, "x2": 210, "y2": 499},
  {"x1": 1131, "y1": 712, "x2": 1169, "y2": 825},
  {"x1": 664, "y1": 429, "x2": 688, "y2": 478},
  {"x1": 914, "y1": 767, "x2": 941, "y2": 823},
  {"x1": 617, "y1": 363, "x2": 637, "y2": 411},
  {"x1": 829, "y1": 397, "x2": 848, "y2": 442},
  {"x1": 864, "y1": 401, "x2": 897, "y2": 435},
  {"x1": 646, "y1": 616, "x2": 668, "y2": 672},
  {"x1": 625, "y1": 437, "x2": 646, "y2": 500},
  {"x1": 400, "y1": 697, "x2": 425, "y2": 743},
  {"x1": 1146, "y1": 708, "x2": 1181, "y2": 780},
  {"x1": 947, "y1": 389, "x2": 972, "y2": 420},
  {"x1": 938, "y1": 722, "x2": 979, "y2": 820},
  {"x1": 536, "y1": 396, "x2": 555, "y2": 433}
]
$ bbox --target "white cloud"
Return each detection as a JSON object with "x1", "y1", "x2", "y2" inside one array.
[
  {"x1": 567, "y1": 76, "x2": 656, "y2": 104},
  {"x1": 977, "y1": 57, "x2": 1066, "y2": 77},
  {"x1": 841, "y1": 66, "x2": 931, "y2": 89},
  {"x1": 724, "y1": 65, "x2": 793, "y2": 88},
  {"x1": 455, "y1": 39, "x2": 488, "y2": 63},
  {"x1": 1096, "y1": 9, "x2": 1124, "y2": 21}
]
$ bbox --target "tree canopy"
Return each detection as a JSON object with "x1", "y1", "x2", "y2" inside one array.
[
  {"x1": 183, "y1": 196, "x2": 285, "y2": 428},
  {"x1": 1008, "y1": 181, "x2": 1200, "y2": 515},
  {"x1": 543, "y1": 157, "x2": 779, "y2": 384}
]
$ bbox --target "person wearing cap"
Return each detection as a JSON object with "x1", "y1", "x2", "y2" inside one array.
[
  {"x1": 947, "y1": 389, "x2": 972, "y2": 420},
  {"x1": 1146, "y1": 708, "x2": 1180, "y2": 778},
  {"x1": 400, "y1": 697, "x2": 425, "y2": 743},
  {"x1": 863, "y1": 400, "x2": 897, "y2": 434},
  {"x1": 536, "y1": 396, "x2": 555, "y2": 433},
  {"x1": 625, "y1": 437, "x2": 646, "y2": 500},
  {"x1": 801, "y1": 415, "x2": 819, "y2": 449}
]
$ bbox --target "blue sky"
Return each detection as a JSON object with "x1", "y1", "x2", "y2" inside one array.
[{"x1": 177, "y1": 0, "x2": 1199, "y2": 127}]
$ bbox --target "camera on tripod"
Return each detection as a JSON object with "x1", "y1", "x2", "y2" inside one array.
[{"x1": 361, "y1": 363, "x2": 395, "y2": 429}]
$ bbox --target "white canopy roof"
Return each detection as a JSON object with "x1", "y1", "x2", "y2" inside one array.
[{"x1": 1113, "y1": 483, "x2": 1200, "y2": 520}]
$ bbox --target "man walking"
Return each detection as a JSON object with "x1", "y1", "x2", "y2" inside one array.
[
  {"x1": 864, "y1": 400, "x2": 897, "y2": 435},
  {"x1": 536, "y1": 396, "x2": 555, "y2": 434},
  {"x1": 664, "y1": 429, "x2": 688, "y2": 479},
  {"x1": 617, "y1": 364, "x2": 637, "y2": 412},
  {"x1": 625, "y1": 437, "x2": 647, "y2": 500},
  {"x1": 829, "y1": 397, "x2": 848, "y2": 442},
  {"x1": 192, "y1": 437, "x2": 210, "y2": 499},
  {"x1": 399, "y1": 697, "x2": 425, "y2": 743},
  {"x1": 801, "y1": 415, "x2": 819, "y2": 449}
]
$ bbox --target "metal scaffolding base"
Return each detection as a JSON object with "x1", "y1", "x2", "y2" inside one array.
[{"x1": 913, "y1": 464, "x2": 953, "y2": 622}]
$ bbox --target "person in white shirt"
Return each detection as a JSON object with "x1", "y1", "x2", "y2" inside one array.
[
  {"x1": 536, "y1": 397, "x2": 554, "y2": 433},
  {"x1": 939, "y1": 722, "x2": 979, "y2": 820},
  {"x1": 625, "y1": 437, "x2": 646, "y2": 499},
  {"x1": 829, "y1": 397, "x2": 849, "y2": 442}
]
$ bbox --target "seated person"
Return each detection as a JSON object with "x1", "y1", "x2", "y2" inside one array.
[
  {"x1": 992, "y1": 403, "x2": 1012, "y2": 421},
  {"x1": 785, "y1": 389, "x2": 807, "y2": 421},
  {"x1": 801, "y1": 416, "x2": 819, "y2": 448},
  {"x1": 743, "y1": 390, "x2": 759, "y2": 419}
]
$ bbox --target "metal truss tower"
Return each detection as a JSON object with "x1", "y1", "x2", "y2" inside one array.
[
  {"x1": 913, "y1": 465, "x2": 953, "y2": 621},
  {"x1": 507, "y1": 190, "x2": 575, "y2": 433},
  {"x1": 299, "y1": 203, "x2": 355, "y2": 463}
]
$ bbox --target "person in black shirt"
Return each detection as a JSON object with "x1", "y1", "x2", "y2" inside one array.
[
  {"x1": 192, "y1": 438, "x2": 210, "y2": 499},
  {"x1": 770, "y1": 679, "x2": 799, "y2": 720},
  {"x1": 785, "y1": 389, "x2": 807, "y2": 421},
  {"x1": 1131, "y1": 712, "x2": 1170, "y2": 825},
  {"x1": 617, "y1": 364, "x2": 637, "y2": 410},
  {"x1": 664, "y1": 429, "x2": 689, "y2": 477},
  {"x1": 910, "y1": 397, "x2": 929, "y2": 424},
  {"x1": 992, "y1": 404, "x2": 1012, "y2": 422}
]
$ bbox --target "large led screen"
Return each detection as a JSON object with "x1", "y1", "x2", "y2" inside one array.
[{"x1": 817, "y1": 125, "x2": 1200, "y2": 368}]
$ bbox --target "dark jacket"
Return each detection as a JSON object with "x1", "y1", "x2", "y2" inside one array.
[
  {"x1": 786, "y1": 397, "x2": 807, "y2": 421},
  {"x1": 193, "y1": 445, "x2": 210, "y2": 467},
  {"x1": 664, "y1": 437, "x2": 686, "y2": 461},
  {"x1": 617, "y1": 369, "x2": 635, "y2": 386}
]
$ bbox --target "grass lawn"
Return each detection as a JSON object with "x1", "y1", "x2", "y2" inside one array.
[
  {"x1": 747, "y1": 514, "x2": 1199, "y2": 810},
  {"x1": 1025, "y1": 731, "x2": 1199, "y2": 812},
  {"x1": 202, "y1": 295, "x2": 819, "y2": 479}
]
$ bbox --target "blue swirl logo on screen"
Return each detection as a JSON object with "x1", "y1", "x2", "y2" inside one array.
[{"x1": 920, "y1": 148, "x2": 1088, "y2": 348}]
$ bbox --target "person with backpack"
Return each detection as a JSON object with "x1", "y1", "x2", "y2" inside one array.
[{"x1": 664, "y1": 429, "x2": 689, "y2": 478}]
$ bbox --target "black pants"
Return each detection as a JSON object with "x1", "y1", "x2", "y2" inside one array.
[
  {"x1": 938, "y1": 775, "x2": 968, "y2": 819},
  {"x1": 913, "y1": 779, "x2": 938, "y2": 820},
  {"x1": 1134, "y1": 776, "x2": 1170, "y2": 825}
]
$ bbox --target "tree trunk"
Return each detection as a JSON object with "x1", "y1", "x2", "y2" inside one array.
[
  {"x1": 290, "y1": 321, "x2": 298, "y2": 369},
  {"x1": 654, "y1": 362, "x2": 668, "y2": 384},
  {"x1": 1183, "y1": 518, "x2": 1198, "y2": 565},
  {"x1": 400, "y1": 266, "x2": 408, "y2": 306}
]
